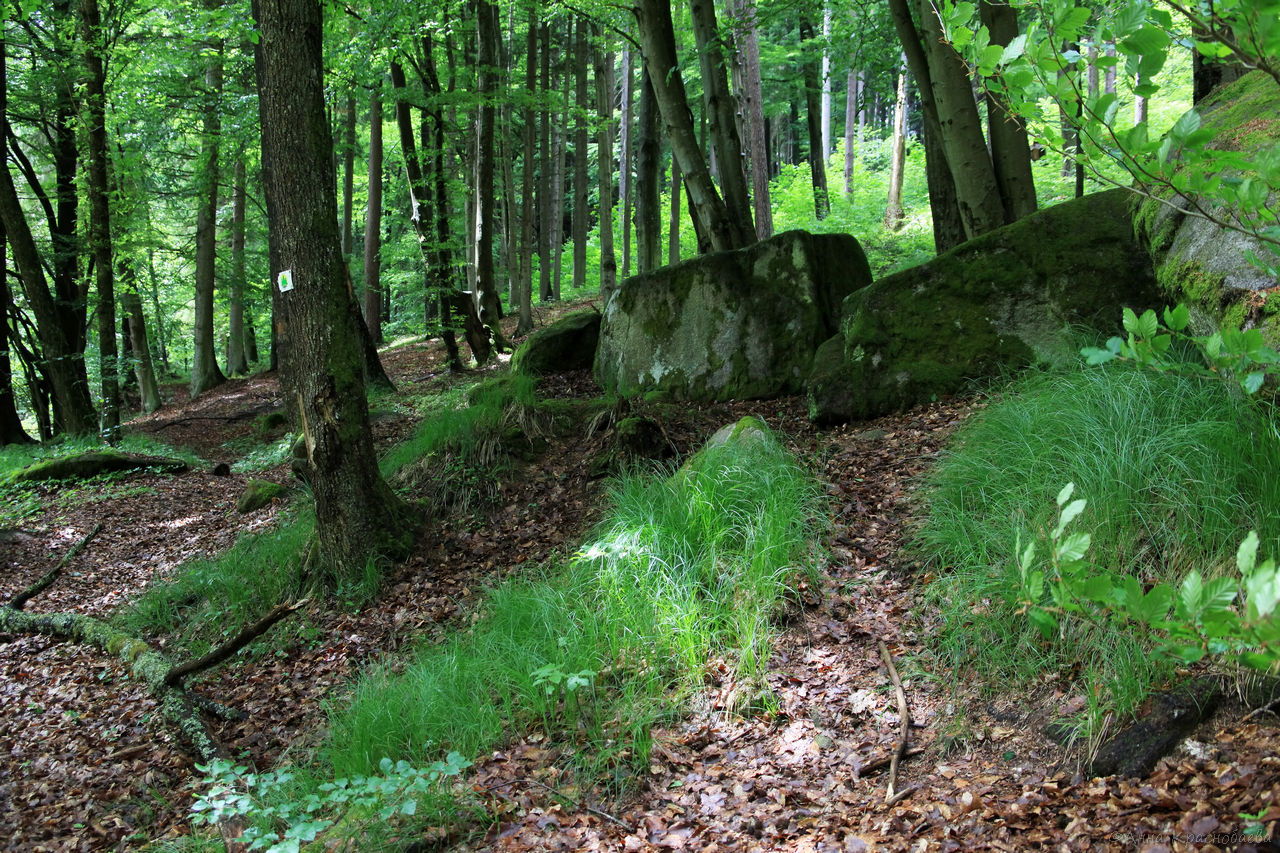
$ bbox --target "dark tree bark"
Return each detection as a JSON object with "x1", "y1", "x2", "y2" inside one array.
[
  {"x1": 800, "y1": 16, "x2": 829, "y2": 220},
  {"x1": 619, "y1": 48, "x2": 633, "y2": 280},
  {"x1": 595, "y1": 36, "x2": 617, "y2": 301},
  {"x1": 538, "y1": 21, "x2": 554, "y2": 303},
  {"x1": 843, "y1": 68, "x2": 858, "y2": 195},
  {"x1": 0, "y1": 31, "x2": 95, "y2": 435},
  {"x1": 981, "y1": 0, "x2": 1037, "y2": 221},
  {"x1": 572, "y1": 19, "x2": 589, "y2": 295},
  {"x1": 0, "y1": 232, "x2": 33, "y2": 445},
  {"x1": 635, "y1": 67, "x2": 662, "y2": 273},
  {"x1": 690, "y1": 0, "x2": 755, "y2": 238},
  {"x1": 341, "y1": 93, "x2": 356, "y2": 258},
  {"x1": 191, "y1": 27, "x2": 227, "y2": 398},
  {"x1": 118, "y1": 284, "x2": 161, "y2": 414},
  {"x1": 363, "y1": 87, "x2": 384, "y2": 345},
  {"x1": 517, "y1": 8, "x2": 536, "y2": 334},
  {"x1": 251, "y1": 0, "x2": 410, "y2": 577},
  {"x1": 669, "y1": 153, "x2": 682, "y2": 264},
  {"x1": 227, "y1": 154, "x2": 249, "y2": 375},
  {"x1": 551, "y1": 45, "x2": 567, "y2": 299},
  {"x1": 78, "y1": 0, "x2": 118, "y2": 434},
  {"x1": 726, "y1": 0, "x2": 771, "y2": 238},
  {"x1": 474, "y1": 0, "x2": 511, "y2": 354},
  {"x1": 634, "y1": 0, "x2": 752, "y2": 253}
]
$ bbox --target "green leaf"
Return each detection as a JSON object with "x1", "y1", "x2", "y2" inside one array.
[
  {"x1": 1000, "y1": 33, "x2": 1028, "y2": 64},
  {"x1": 1121, "y1": 307, "x2": 1141, "y2": 336},
  {"x1": 1056, "y1": 482, "x2": 1075, "y2": 507},
  {"x1": 1057, "y1": 531, "x2": 1091, "y2": 564},
  {"x1": 1244, "y1": 560, "x2": 1279, "y2": 620},
  {"x1": 1170, "y1": 109, "x2": 1201, "y2": 141},
  {"x1": 1137, "y1": 584, "x2": 1174, "y2": 624},
  {"x1": 1238, "y1": 531, "x2": 1261, "y2": 574},
  {"x1": 1052, "y1": 498, "x2": 1087, "y2": 539},
  {"x1": 1082, "y1": 346, "x2": 1118, "y2": 364},
  {"x1": 1079, "y1": 573, "x2": 1115, "y2": 603},
  {"x1": 1121, "y1": 24, "x2": 1171, "y2": 59},
  {"x1": 1180, "y1": 570, "x2": 1205, "y2": 615},
  {"x1": 1163, "y1": 303, "x2": 1191, "y2": 331},
  {"x1": 400, "y1": 799, "x2": 418, "y2": 816},
  {"x1": 1243, "y1": 371, "x2": 1266, "y2": 394},
  {"x1": 1029, "y1": 608, "x2": 1058, "y2": 639}
]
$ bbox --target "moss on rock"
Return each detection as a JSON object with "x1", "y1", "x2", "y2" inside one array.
[
  {"x1": 237, "y1": 479, "x2": 288, "y2": 514},
  {"x1": 510, "y1": 309, "x2": 602, "y2": 377}
]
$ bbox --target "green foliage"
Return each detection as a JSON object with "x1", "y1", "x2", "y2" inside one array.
[
  {"x1": 940, "y1": 0, "x2": 1280, "y2": 271},
  {"x1": 191, "y1": 752, "x2": 472, "y2": 853},
  {"x1": 917, "y1": 360, "x2": 1280, "y2": 729},
  {"x1": 1016, "y1": 485, "x2": 1280, "y2": 671},
  {"x1": 1083, "y1": 304, "x2": 1280, "y2": 396},
  {"x1": 323, "y1": 424, "x2": 823, "y2": 809}
]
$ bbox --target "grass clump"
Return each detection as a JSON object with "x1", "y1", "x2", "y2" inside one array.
[
  {"x1": 916, "y1": 362, "x2": 1280, "y2": 726},
  {"x1": 325, "y1": 420, "x2": 824, "y2": 795}
]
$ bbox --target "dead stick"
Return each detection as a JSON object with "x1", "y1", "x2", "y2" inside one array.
[
  {"x1": 878, "y1": 639, "x2": 911, "y2": 803},
  {"x1": 165, "y1": 598, "x2": 310, "y2": 687},
  {"x1": 489, "y1": 778, "x2": 634, "y2": 833},
  {"x1": 8, "y1": 523, "x2": 103, "y2": 611}
]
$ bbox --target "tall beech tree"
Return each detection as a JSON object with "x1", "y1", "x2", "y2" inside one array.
[
  {"x1": 190, "y1": 21, "x2": 227, "y2": 398},
  {"x1": 252, "y1": 0, "x2": 409, "y2": 577}
]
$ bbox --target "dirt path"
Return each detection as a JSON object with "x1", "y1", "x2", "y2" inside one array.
[{"x1": 2, "y1": 318, "x2": 1278, "y2": 851}]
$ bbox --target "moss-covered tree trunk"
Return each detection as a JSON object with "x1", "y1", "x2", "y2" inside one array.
[{"x1": 252, "y1": 0, "x2": 409, "y2": 578}]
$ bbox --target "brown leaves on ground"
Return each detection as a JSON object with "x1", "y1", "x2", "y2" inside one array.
[{"x1": 2, "y1": 302, "x2": 1278, "y2": 851}]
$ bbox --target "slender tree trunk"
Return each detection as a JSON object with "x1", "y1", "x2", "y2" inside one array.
[
  {"x1": 981, "y1": 0, "x2": 1037, "y2": 221},
  {"x1": 119, "y1": 284, "x2": 161, "y2": 414},
  {"x1": 341, "y1": 93, "x2": 356, "y2": 258},
  {"x1": 517, "y1": 8, "x2": 536, "y2": 334},
  {"x1": 820, "y1": 1, "x2": 833, "y2": 160},
  {"x1": 0, "y1": 233, "x2": 33, "y2": 444},
  {"x1": 690, "y1": 0, "x2": 755, "y2": 241},
  {"x1": 619, "y1": 48, "x2": 633, "y2": 280},
  {"x1": 251, "y1": 0, "x2": 409, "y2": 578},
  {"x1": 551, "y1": 47, "x2": 566, "y2": 299},
  {"x1": 726, "y1": 0, "x2": 771, "y2": 239},
  {"x1": 1135, "y1": 71, "x2": 1148, "y2": 123},
  {"x1": 883, "y1": 60, "x2": 908, "y2": 230},
  {"x1": 474, "y1": 0, "x2": 510, "y2": 352},
  {"x1": 538, "y1": 22, "x2": 553, "y2": 302},
  {"x1": 635, "y1": 67, "x2": 662, "y2": 273},
  {"x1": 595, "y1": 37, "x2": 617, "y2": 301},
  {"x1": 79, "y1": 0, "x2": 118, "y2": 434},
  {"x1": 800, "y1": 16, "x2": 829, "y2": 220},
  {"x1": 191, "y1": 31, "x2": 227, "y2": 398},
  {"x1": 226, "y1": 154, "x2": 249, "y2": 375},
  {"x1": 669, "y1": 154, "x2": 682, "y2": 265},
  {"x1": 634, "y1": 0, "x2": 750, "y2": 253},
  {"x1": 843, "y1": 68, "x2": 858, "y2": 195},
  {"x1": 363, "y1": 87, "x2": 383, "y2": 344},
  {"x1": 572, "y1": 19, "x2": 589, "y2": 295}
]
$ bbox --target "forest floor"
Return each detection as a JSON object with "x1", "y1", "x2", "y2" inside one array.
[{"x1": 2, "y1": 299, "x2": 1279, "y2": 852}]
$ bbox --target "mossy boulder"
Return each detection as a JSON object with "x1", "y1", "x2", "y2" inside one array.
[
  {"x1": 9, "y1": 451, "x2": 188, "y2": 483},
  {"x1": 236, "y1": 479, "x2": 288, "y2": 514},
  {"x1": 511, "y1": 309, "x2": 602, "y2": 376},
  {"x1": 812, "y1": 188, "x2": 1161, "y2": 422},
  {"x1": 595, "y1": 229, "x2": 872, "y2": 402},
  {"x1": 1132, "y1": 71, "x2": 1280, "y2": 341}
]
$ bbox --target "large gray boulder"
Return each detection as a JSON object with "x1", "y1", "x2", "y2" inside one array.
[
  {"x1": 1132, "y1": 71, "x2": 1280, "y2": 339},
  {"x1": 594, "y1": 230, "x2": 871, "y2": 401},
  {"x1": 810, "y1": 188, "x2": 1162, "y2": 423}
]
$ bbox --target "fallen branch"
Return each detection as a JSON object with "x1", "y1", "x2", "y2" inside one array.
[
  {"x1": 878, "y1": 639, "x2": 911, "y2": 804},
  {"x1": 483, "y1": 778, "x2": 635, "y2": 833},
  {"x1": 856, "y1": 747, "x2": 925, "y2": 779},
  {"x1": 166, "y1": 598, "x2": 311, "y2": 687},
  {"x1": 8, "y1": 523, "x2": 103, "y2": 611}
]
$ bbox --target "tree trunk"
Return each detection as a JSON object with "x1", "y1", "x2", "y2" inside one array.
[
  {"x1": 635, "y1": 67, "x2": 662, "y2": 273},
  {"x1": 980, "y1": 0, "x2": 1037, "y2": 222},
  {"x1": 0, "y1": 32, "x2": 95, "y2": 435},
  {"x1": 474, "y1": 0, "x2": 510, "y2": 353},
  {"x1": 227, "y1": 154, "x2": 249, "y2": 375},
  {"x1": 595, "y1": 37, "x2": 617, "y2": 301},
  {"x1": 883, "y1": 61, "x2": 908, "y2": 230},
  {"x1": 0, "y1": 234, "x2": 33, "y2": 444},
  {"x1": 572, "y1": 19, "x2": 589, "y2": 295},
  {"x1": 538, "y1": 22, "x2": 553, "y2": 303},
  {"x1": 800, "y1": 16, "x2": 829, "y2": 220},
  {"x1": 820, "y1": 1, "x2": 833, "y2": 160},
  {"x1": 551, "y1": 50, "x2": 566, "y2": 300},
  {"x1": 690, "y1": 0, "x2": 755, "y2": 241},
  {"x1": 78, "y1": 0, "x2": 118, "y2": 435},
  {"x1": 669, "y1": 153, "x2": 682, "y2": 264},
  {"x1": 517, "y1": 8, "x2": 536, "y2": 335},
  {"x1": 118, "y1": 285, "x2": 162, "y2": 414},
  {"x1": 843, "y1": 68, "x2": 858, "y2": 195},
  {"x1": 726, "y1": 0, "x2": 771, "y2": 238},
  {"x1": 363, "y1": 88, "x2": 384, "y2": 345},
  {"x1": 634, "y1": 0, "x2": 750, "y2": 254},
  {"x1": 619, "y1": 48, "x2": 633, "y2": 280},
  {"x1": 251, "y1": 0, "x2": 410, "y2": 577},
  {"x1": 191, "y1": 35, "x2": 227, "y2": 398},
  {"x1": 341, "y1": 93, "x2": 356, "y2": 258}
]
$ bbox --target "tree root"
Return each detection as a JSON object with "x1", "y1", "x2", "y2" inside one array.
[{"x1": 878, "y1": 639, "x2": 912, "y2": 804}]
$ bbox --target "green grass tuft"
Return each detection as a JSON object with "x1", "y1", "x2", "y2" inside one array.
[{"x1": 916, "y1": 362, "x2": 1280, "y2": 726}]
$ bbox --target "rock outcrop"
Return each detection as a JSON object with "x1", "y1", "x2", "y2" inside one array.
[
  {"x1": 511, "y1": 309, "x2": 601, "y2": 377},
  {"x1": 595, "y1": 230, "x2": 872, "y2": 401},
  {"x1": 809, "y1": 188, "x2": 1162, "y2": 423}
]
